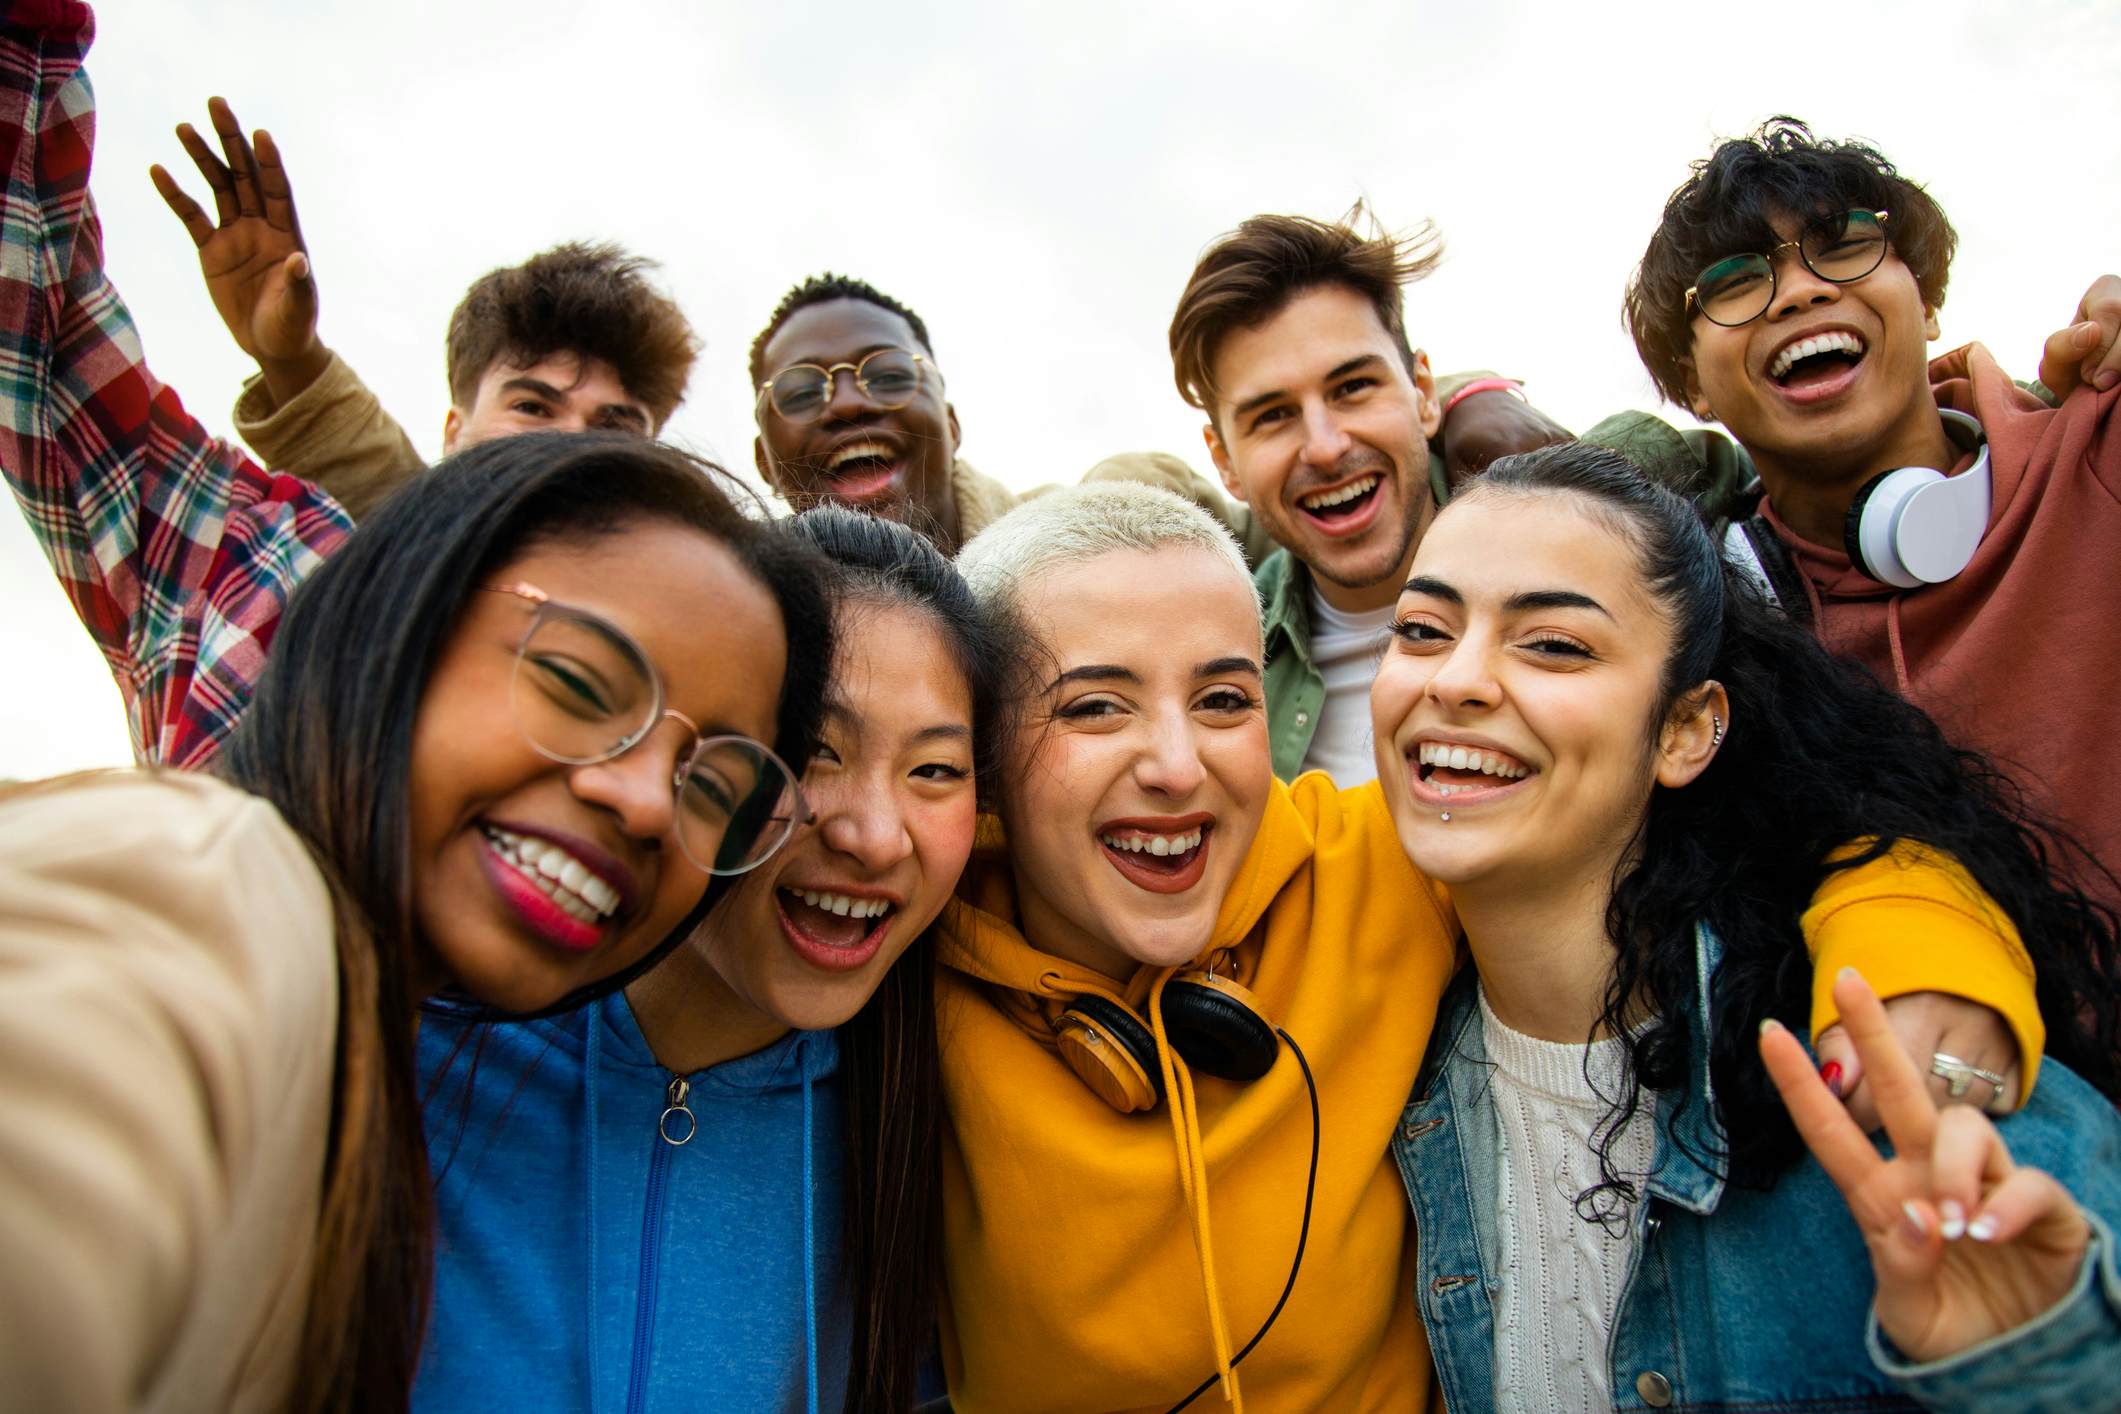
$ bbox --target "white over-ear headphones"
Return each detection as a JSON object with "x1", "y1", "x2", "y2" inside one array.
[{"x1": 1841, "y1": 408, "x2": 1990, "y2": 589}]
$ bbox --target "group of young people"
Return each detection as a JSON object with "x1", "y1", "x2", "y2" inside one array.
[{"x1": 3, "y1": 5, "x2": 2120, "y2": 1412}]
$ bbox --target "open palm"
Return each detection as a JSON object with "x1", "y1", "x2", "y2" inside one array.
[
  {"x1": 1761, "y1": 969, "x2": 2090, "y2": 1363},
  {"x1": 149, "y1": 97, "x2": 320, "y2": 371}
]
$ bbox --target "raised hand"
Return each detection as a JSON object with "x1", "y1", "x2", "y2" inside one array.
[
  {"x1": 1813, "y1": 989, "x2": 2020, "y2": 1133},
  {"x1": 2036, "y1": 274, "x2": 2121, "y2": 398},
  {"x1": 1760, "y1": 969, "x2": 2090, "y2": 1364},
  {"x1": 149, "y1": 97, "x2": 328, "y2": 405}
]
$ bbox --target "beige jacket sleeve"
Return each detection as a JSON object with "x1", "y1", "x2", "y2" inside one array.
[
  {"x1": 0, "y1": 771, "x2": 339, "y2": 1413},
  {"x1": 233, "y1": 351, "x2": 428, "y2": 521}
]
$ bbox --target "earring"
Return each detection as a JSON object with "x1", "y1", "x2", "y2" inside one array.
[{"x1": 1711, "y1": 714, "x2": 1725, "y2": 749}]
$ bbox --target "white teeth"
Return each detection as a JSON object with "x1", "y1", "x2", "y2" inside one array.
[
  {"x1": 1416, "y1": 742, "x2": 1530, "y2": 780},
  {"x1": 481, "y1": 827, "x2": 621, "y2": 922},
  {"x1": 1100, "y1": 828, "x2": 1204, "y2": 855},
  {"x1": 826, "y1": 439, "x2": 896, "y2": 472},
  {"x1": 788, "y1": 889, "x2": 892, "y2": 920},
  {"x1": 1299, "y1": 474, "x2": 1381, "y2": 510},
  {"x1": 1770, "y1": 330, "x2": 1865, "y2": 381}
]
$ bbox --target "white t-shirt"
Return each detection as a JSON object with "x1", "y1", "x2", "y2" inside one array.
[
  {"x1": 1297, "y1": 586, "x2": 1396, "y2": 785},
  {"x1": 1480, "y1": 989, "x2": 1659, "y2": 1414}
]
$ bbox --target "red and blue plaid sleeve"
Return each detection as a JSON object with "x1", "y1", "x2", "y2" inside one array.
[{"x1": 0, "y1": 4, "x2": 350, "y2": 769}]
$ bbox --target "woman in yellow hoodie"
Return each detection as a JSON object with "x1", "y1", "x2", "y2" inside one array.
[{"x1": 933, "y1": 482, "x2": 2045, "y2": 1412}]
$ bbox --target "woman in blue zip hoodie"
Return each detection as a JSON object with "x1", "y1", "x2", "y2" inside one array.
[
  {"x1": 1373, "y1": 443, "x2": 2121, "y2": 1412},
  {"x1": 413, "y1": 507, "x2": 1008, "y2": 1414}
]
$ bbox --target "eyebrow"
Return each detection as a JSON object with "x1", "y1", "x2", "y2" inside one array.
[
  {"x1": 498, "y1": 376, "x2": 649, "y2": 428},
  {"x1": 1228, "y1": 354, "x2": 1386, "y2": 422},
  {"x1": 777, "y1": 343, "x2": 903, "y2": 370},
  {"x1": 1401, "y1": 577, "x2": 1614, "y2": 619},
  {"x1": 1048, "y1": 658, "x2": 1259, "y2": 693},
  {"x1": 1049, "y1": 664, "x2": 1139, "y2": 692},
  {"x1": 823, "y1": 700, "x2": 971, "y2": 748}
]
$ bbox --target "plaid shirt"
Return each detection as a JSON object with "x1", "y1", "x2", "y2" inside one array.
[{"x1": 1, "y1": 2, "x2": 349, "y2": 769}]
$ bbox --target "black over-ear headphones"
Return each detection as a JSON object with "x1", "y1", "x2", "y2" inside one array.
[
  {"x1": 1841, "y1": 409, "x2": 1991, "y2": 589},
  {"x1": 1055, "y1": 963, "x2": 1279, "y2": 1114}
]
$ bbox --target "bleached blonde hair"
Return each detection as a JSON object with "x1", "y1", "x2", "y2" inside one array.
[{"x1": 955, "y1": 480, "x2": 1259, "y2": 621}]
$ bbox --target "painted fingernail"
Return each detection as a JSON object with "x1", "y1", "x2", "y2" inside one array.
[
  {"x1": 1819, "y1": 1061, "x2": 1844, "y2": 1098},
  {"x1": 1900, "y1": 1201, "x2": 1929, "y2": 1243},
  {"x1": 1968, "y1": 1215, "x2": 1999, "y2": 1243},
  {"x1": 1938, "y1": 1199, "x2": 1967, "y2": 1240}
]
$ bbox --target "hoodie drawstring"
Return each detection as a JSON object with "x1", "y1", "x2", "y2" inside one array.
[
  {"x1": 1885, "y1": 593, "x2": 1913, "y2": 695},
  {"x1": 801, "y1": 1062, "x2": 820, "y2": 1414},
  {"x1": 1147, "y1": 970, "x2": 1242, "y2": 1411},
  {"x1": 585, "y1": 1013, "x2": 604, "y2": 1414}
]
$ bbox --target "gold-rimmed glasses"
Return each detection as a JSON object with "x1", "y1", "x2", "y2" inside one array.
[
  {"x1": 1685, "y1": 209, "x2": 1891, "y2": 327},
  {"x1": 482, "y1": 582, "x2": 811, "y2": 874},
  {"x1": 756, "y1": 347, "x2": 927, "y2": 424}
]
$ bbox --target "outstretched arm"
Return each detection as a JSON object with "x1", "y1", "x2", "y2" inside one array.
[
  {"x1": 0, "y1": 8, "x2": 350, "y2": 769},
  {"x1": 151, "y1": 96, "x2": 422, "y2": 518}
]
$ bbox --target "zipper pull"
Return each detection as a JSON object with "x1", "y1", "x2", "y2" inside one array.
[{"x1": 658, "y1": 1075, "x2": 696, "y2": 1147}]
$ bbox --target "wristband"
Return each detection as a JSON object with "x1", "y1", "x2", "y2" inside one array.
[{"x1": 1441, "y1": 377, "x2": 1526, "y2": 417}]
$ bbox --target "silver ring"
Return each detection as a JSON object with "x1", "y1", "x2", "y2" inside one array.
[{"x1": 1930, "y1": 1051, "x2": 2005, "y2": 1102}]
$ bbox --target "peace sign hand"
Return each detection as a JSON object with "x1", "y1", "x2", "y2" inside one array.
[
  {"x1": 1759, "y1": 968, "x2": 2091, "y2": 1364},
  {"x1": 148, "y1": 97, "x2": 328, "y2": 405}
]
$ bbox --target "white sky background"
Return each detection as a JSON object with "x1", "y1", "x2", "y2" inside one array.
[{"x1": 4, "y1": 0, "x2": 2117, "y2": 779}]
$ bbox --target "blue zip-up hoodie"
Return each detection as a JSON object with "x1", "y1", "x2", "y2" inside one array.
[{"x1": 413, "y1": 993, "x2": 850, "y2": 1414}]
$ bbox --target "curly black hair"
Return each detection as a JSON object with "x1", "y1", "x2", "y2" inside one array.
[
  {"x1": 1624, "y1": 117, "x2": 1958, "y2": 408},
  {"x1": 747, "y1": 272, "x2": 937, "y2": 387},
  {"x1": 1463, "y1": 443, "x2": 2119, "y2": 1213}
]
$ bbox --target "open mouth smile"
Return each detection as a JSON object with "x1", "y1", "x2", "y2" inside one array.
[
  {"x1": 809, "y1": 438, "x2": 905, "y2": 500},
  {"x1": 1294, "y1": 472, "x2": 1385, "y2": 535},
  {"x1": 1097, "y1": 815, "x2": 1213, "y2": 895},
  {"x1": 1765, "y1": 329, "x2": 1867, "y2": 404},
  {"x1": 1408, "y1": 739, "x2": 1536, "y2": 809},
  {"x1": 479, "y1": 823, "x2": 630, "y2": 953},
  {"x1": 775, "y1": 885, "x2": 898, "y2": 972}
]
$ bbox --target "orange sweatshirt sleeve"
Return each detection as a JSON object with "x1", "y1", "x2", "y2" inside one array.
[{"x1": 1800, "y1": 840, "x2": 2043, "y2": 1096}]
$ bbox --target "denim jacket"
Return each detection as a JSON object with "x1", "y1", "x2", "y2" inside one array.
[{"x1": 1391, "y1": 930, "x2": 2121, "y2": 1412}]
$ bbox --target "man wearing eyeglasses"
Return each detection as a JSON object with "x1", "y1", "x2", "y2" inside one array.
[
  {"x1": 746, "y1": 271, "x2": 1291, "y2": 560},
  {"x1": 1624, "y1": 117, "x2": 2121, "y2": 884}
]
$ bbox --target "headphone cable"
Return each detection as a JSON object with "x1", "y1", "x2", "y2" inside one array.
[{"x1": 1163, "y1": 1027, "x2": 1320, "y2": 1414}]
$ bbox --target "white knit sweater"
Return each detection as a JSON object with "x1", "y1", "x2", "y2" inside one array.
[{"x1": 1479, "y1": 989, "x2": 1659, "y2": 1414}]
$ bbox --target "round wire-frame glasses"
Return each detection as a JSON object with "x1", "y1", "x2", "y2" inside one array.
[
  {"x1": 755, "y1": 346, "x2": 927, "y2": 424},
  {"x1": 1684, "y1": 209, "x2": 1892, "y2": 327},
  {"x1": 483, "y1": 582, "x2": 812, "y2": 875}
]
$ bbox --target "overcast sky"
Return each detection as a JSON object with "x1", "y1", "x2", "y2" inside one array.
[{"x1": 4, "y1": 0, "x2": 2117, "y2": 778}]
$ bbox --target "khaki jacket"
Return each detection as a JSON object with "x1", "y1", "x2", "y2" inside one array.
[{"x1": 0, "y1": 771, "x2": 338, "y2": 1412}]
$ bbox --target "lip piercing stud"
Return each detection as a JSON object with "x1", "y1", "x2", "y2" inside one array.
[{"x1": 1440, "y1": 810, "x2": 1451, "y2": 822}]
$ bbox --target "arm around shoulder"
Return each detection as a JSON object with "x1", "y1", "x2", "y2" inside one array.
[
  {"x1": 233, "y1": 349, "x2": 427, "y2": 520},
  {"x1": 1800, "y1": 841, "x2": 2044, "y2": 1094},
  {"x1": 0, "y1": 772, "x2": 339, "y2": 1409}
]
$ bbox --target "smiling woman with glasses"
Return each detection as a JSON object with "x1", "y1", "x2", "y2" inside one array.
[{"x1": 0, "y1": 428, "x2": 832, "y2": 1411}]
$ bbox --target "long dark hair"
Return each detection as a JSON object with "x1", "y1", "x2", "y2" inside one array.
[
  {"x1": 217, "y1": 432, "x2": 832, "y2": 1411},
  {"x1": 1464, "y1": 443, "x2": 2121, "y2": 1206},
  {"x1": 784, "y1": 506, "x2": 1009, "y2": 1412}
]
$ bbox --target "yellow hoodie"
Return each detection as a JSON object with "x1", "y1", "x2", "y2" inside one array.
[{"x1": 935, "y1": 774, "x2": 2039, "y2": 1413}]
